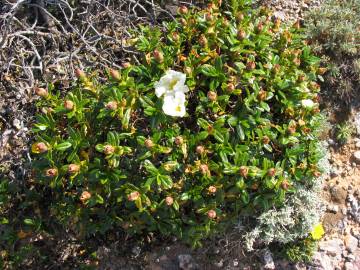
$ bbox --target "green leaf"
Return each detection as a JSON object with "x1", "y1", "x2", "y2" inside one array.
[
  {"x1": 55, "y1": 142, "x2": 72, "y2": 151},
  {"x1": 199, "y1": 64, "x2": 218, "y2": 77},
  {"x1": 122, "y1": 108, "x2": 131, "y2": 129},
  {"x1": 236, "y1": 124, "x2": 245, "y2": 140}
]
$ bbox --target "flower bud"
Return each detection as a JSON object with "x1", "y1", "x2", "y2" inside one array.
[
  {"x1": 199, "y1": 35, "x2": 208, "y2": 47},
  {"x1": 80, "y1": 191, "x2": 91, "y2": 203},
  {"x1": 64, "y1": 100, "x2": 74, "y2": 110},
  {"x1": 172, "y1": 32, "x2": 180, "y2": 42},
  {"x1": 33, "y1": 142, "x2": 48, "y2": 153},
  {"x1": 256, "y1": 22, "x2": 263, "y2": 33},
  {"x1": 196, "y1": 145, "x2": 205, "y2": 155},
  {"x1": 273, "y1": 64, "x2": 280, "y2": 73},
  {"x1": 46, "y1": 168, "x2": 58, "y2": 177},
  {"x1": 222, "y1": 18, "x2": 229, "y2": 27},
  {"x1": 34, "y1": 87, "x2": 48, "y2": 98},
  {"x1": 293, "y1": 58, "x2": 301, "y2": 66},
  {"x1": 267, "y1": 168, "x2": 276, "y2": 177},
  {"x1": 274, "y1": 18, "x2": 281, "y2": 29},
  {"x1": 184, "y1": 66, "x2": 192, "y2": 75},
  {"x1": 105, "y1": 101, "x2": 118, "y2": 110},
  {"x1": 199, "y1": 164, "x2": 209, "y2": 175},
  {"x1": 175, "y1": 136, "x2": 184, "y2": 145},
  {"x1": 208, "y1": 185, "x2": 217, "y2": 193},
  {"x1": 257, "y1": 89, "x2": 267, "y2": 101},
  {"x1": 239, "y1": 166, "x2": 248, "y2": 178},
  {"x1": 313, "y1": 171, "x2": 321, "y2": 177},
  {"x1": 207, "y1": 209, "x2": 217, "y2": 219},
  {"x1": 281, "y1": 180, "x2": 290, "y2": 190},
  {"x1": 288, "y1": 125, "x2": 296, "y2": 134},
  {"x1": 103, "y1": 145, "x2": 115, "y2": 155},
  {"x1": 262, "y1": 136, "x2": 270, "y2": 144},
  {"x1": 165, "y1": 196, "x2": 174, "y2": 206},
  {"x1": 236, "y1": 12, "x2": 244, "y2": 22},
  {"x1": 41, "y1": 107, "x2": 54, "y2": 114},
  {"x1": 178, "y1": 5, "x2": 188, "y2": 14},
  {"x1": 237, "y1": 29, "x2": 246, "y2": 40},
  {"x1": 318, "y1": 67, "x2": 327, "y2": 75},
  {"x1": 246, "y1": 61, "x2": 256, "y2": 70},
  {"x1": 251, "y1": 183, "x2": 259, "y2": 190},
  {"x1": 179, "y1": 18, "x2": 187, "y2": 26},
  {"x1": 128, "y1": 191, "x2": 140, "y2": 201},
  {"x1": 207, "y1": 91, "x2": 217, "y2": 101},
  {"x1": 75, "y1": 68, "x2": 86, "y2": 79},
  {"x1": 153, "y1": 49, "x2": 164, "y2": 63},
  {"x1": 145, "y1": 139, "x2": 154, "y2": 149},
  {"x1": 297, "y1": 74, "x2": 306, "y2": 82},
  {"x1": 122, "y1": 62, "x2": 131, "y2": 68},
  {"x1": 293, "y1": 20, "x2": 300, "y2": 30},
  {"x1": 68, "y1": 164, "x2": 80, "y2": 174},
  {"x1": 109, "y1": 69, "x2": 121, "y2": 81},
  {"x1": 179, "y1": 55, "x2": 187, "y2": 62},
  {"x1": 205, "y1": 13, "x2": 213, "y2": 21},
  {"x1": 227, "y1": 83, "x2": 235, "y2": 92},
  {"x1": 120, "y1": 99, "x2": 127, "y2": 107}
]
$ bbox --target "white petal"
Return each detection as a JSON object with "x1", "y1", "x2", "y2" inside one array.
[
  {"x1": 155, "y1": 86, "x2": 166, "y2": 97},
  {"x1": 301, "y1": 99, "x2": 314, "y2": 108},
  {"x1": 162, "y1": 93, "x2": 186, "y2": 117}
]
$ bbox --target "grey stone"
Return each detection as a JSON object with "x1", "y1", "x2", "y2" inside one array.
[
  {"x1": 319, "y1": 239, "x2": 344, "y2": 256},
  {"x1": 262, "y1": 248, "x2": 275, "y2": 270},
  {"x1": 178, "y1": 254, "x2": 198, "y2": 270},
  {"x1": 344, "y1": 234, "x2": 359, "y2": 253},
  {"x1": 312, "y1": 252, "x2": 334, "y2": 270},
  {"x1": 354, "y1": 112, "x2": 360, "y2": 135},
  {"x1": 327, "y1": 204, "x2": 339, "y2": 213},
  {"x1": 131, "y1": 246, "x2": 141, "y2": 257},
  {"x1": 12, "y1": 119, "x2": 22, "y2": 130},
  {"x1": 345, "y1": 254, "x2": 356, "y2": 262},
  {"x1": 345, "y1": 262, "x2": 354, "y2": 270},
  {"x1": 353, "y1": 151, "x2": 360, "y2": 163}
]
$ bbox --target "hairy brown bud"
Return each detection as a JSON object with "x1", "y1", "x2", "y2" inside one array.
[
  {"x1": 75, "y1": 68, "x2": 86, "y2": 79},
  {"x1": 239, "y1": 166, "x2": 249, "y2": 178},
  {"x1": 105, "y1": 101, "x2": 118, "y2": 110},
  {"x1": 281, "y1": 180, "x2": 290, "y2": 190},
  {"x1": 246, "y1": 61, "x2": 256, "y2": 70},
  {"x1": 34, "y1": 87, "x2": 48, "y2": 98},
  {"x1": 237, "y1": 29, "x2": 246, "y2": 40},
  {"x1": 257, "y1": 89, "x2": 267, "y2": 101},
  {"x1": 175, "y1": 136, "x2": 184, "y2": 145},
  {"x1": 178, "y1": 5, "x2": 188, "y2": 14},
  {"x1": 208, "y1": 185, "x2": 217, "y2": 193},
  {"x1": 122, "y1": 62, "x2": 131, "y2": 68},
  {"x1": 199, "y1": 164, "x2": 209, "y2": 175},
  {"x1": 207, "y1": 91, "x2": 217, "y2": 101},
  {"x1": 109, "y1": 69, "x2": 121, "y2": 81},
  {"x1": 80, "y1": 191, "x2": 91, "y2": 203},
  {"x1": 128, "y1": 191, "x2": 140, "y2": 201},
  {"x1": 153, "y1": 49, "x2": 164, "y2": 63},
  {"x1": 46, "y1": 168, "x2": 58, "y2": 177},
  {"x1": 103, "y1": 145, "x2": 115, "y2": 155},
  {"x1": 205, "y1": 13, "x2": 213, "y2": 21},
  {"x1": 165, "y1": 196, "x2": 174, "y2": 206},
  {"x1": 227, "y1": 83, "x2": 235, "y2": 92},
  {"x1": 207, "y1": 209, "x2": 217, "y2": 219},
  {"x1": 68, "y1": 164, "x2": 80, "y2": 174},
  {"x1": 267, "y1": 168, "x2": 276, "y2": 177},
  {"x1": 196, "y1": 145, "x2": 205, "y2": 155},
  {"x1": 145, "y1": 139, "x2": 154, "y2": 149},
  {"x1": 172, "y1": 32, "x2": 180, "y2": 42},
  {"x1": 236, "y1": 12, "x2": 244, "y2": 22},
  {"x1": 33, "y1": 142, "x2": 48, "y2": 153},
  {"x1": 64, "y1": 100, "x2": 74, "y2": 110},
  {"x1": 262, "y1": 136, "x2": 270, "y2": 144},
  {"x1": 199, "y1": 35, "x2": 208, "y2": 47}
]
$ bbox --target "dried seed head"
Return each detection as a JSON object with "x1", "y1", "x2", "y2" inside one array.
[
  {"x1": 128, "y1": 191, "x2": 140, "y2": 201},
  {"x1": 34, "y1": 87, "x2": 48, "y2": 98},
  {"x1": 109, "y1": 69, "x2": 121, "y2": 81},
  {"x1": 46, "y1": 168, "x2": 58, "y2": 177},
  {"x1": 34, "y1": 142, "x2": 48, "y2": 153},
  {"x1": 64, "y1": 100, "x2": 74, "y2": 110},
  {"x1": 196, "y1": 145, "x2": 205, "y2": 155},
  {"x1": 105, "y1": 101, "x2": 118, "y2": 110},
  {"x1": 237, "y1": 29, "x2": 246, "y2": 40},
  {"x1": 208, "y1": 185, "x2": 217, "y2": 193},
  {"x1": 207, "y1": 209, "x2": 217, "y2": 219},
  {"x1": 267, "y1": 168, "x2": 276, "y2": 177},
  {"x1": 262, "y1": 136, "x2": 270, "y2": 144},
  {"x1": 178, "y1": 5, "x2": 188, "y2": 14},
  {"x1": 153, "y1": 49, "x2": 164, "y2": 63},
  {"x1": 207, "y1": 91, "x2": 217, "y2": 101},
  {"x1": 68, "y1": 164, "x2": 80, "y2": 174},
  {"x1": 145, "y1": 139, "x2": 154, "y2": 149},
  {"x1": 199, "y1": 164, "x2": 209, "y2": 175},
  {"x1": 75, "y1": 68, "x2": 86, "y2": 79},
  {"x1": 104, "y1": 145, "x2": 115, "y2": 155},
  {"x1": 246, "y1": 61, "x2": 256, "y2": 70},
  {"x1": 165, "y1": 196, "x2": 174, "y2": 206},
  {"x1": 80, "y1": 191, "x2": 91, "y2": 203},
  {"x1": 239, "y1": 166, "x2": 249, "y2": 178},
  {"x1": 175, "y1": 136, "x2": 184, "y2": 145}
]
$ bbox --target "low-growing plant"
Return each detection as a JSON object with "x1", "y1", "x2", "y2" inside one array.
[
  {"x1": 335, "y1": 122, "x2": 354, "y2": 145},
  {"x1": 305, "y1": 0, "x2": 360, "y2": 103},
  {"x1": 31, "y1": 1, "x2": 323, "y2": 247}
]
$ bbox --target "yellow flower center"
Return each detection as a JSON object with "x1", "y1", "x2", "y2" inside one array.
[
  {"x1": 169, "y1": 79, "x2": 178, "y2": 90},
  {"x1": 175, "y1": 105, "x2": 182, "y2": 112}
]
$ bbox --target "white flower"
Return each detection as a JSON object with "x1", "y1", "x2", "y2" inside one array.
[
  {"x1": 301, "y1": 99, "x2": 315, "y2": 109},
  {"x1": 162, "y1": 92, "x2": 186, "y2": 117},
  {"x1": 155, "y1": 70, "x2": 189, "y2": 98}
]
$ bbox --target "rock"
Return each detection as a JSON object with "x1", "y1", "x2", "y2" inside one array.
[
  {"x1": 347, "y1": 194, "x2": 360, "y2": 223},
  {"x1": 319, "y1": 239, "x2": 344, "y2": 257},
  {"x1": 345, "y1": 254, "x2": 356, "y2": 262},
  {"x1": 131, "y1": 246, "x2": 141, "y2": 257},
  {"x1": 233, "y1": 259, "x2": 239, "y2": 267},
  {"x1": 354, "y1": 112, "x2": 360, "y2": 135},
  {"x1": 353, "y1": 151, "x2": 360, "y2": 163},
  {"x1": 344, "y1": 262, "x2": 354, "y2": 270},
  {"x1": 178, "y1": 254, "x2": 198, "y2": 270},
  {"x1": 331, "y1": 186, "x2": 348, "y2": 203},
  {"x1": 12, "y1": 119, "x2": 22, "y2": 130},
  {"x1": 312, "y1": 252, "x2": 334, "y2": 270},
  {"x1": 344, "y1": 234, "x2": 359, "y2": 253},
  {"x1": 214, "y1": 259, "x2": 223, "y2": 268},
  {"x1": 327, "y1": 204, "x2": 339, "y2": 213},
  {"x1": 328, "y1": 138, "x2": 335, "y2": 145},
  {"x1": 262, "y1": 249, "x2": 275, "y2": 270}
]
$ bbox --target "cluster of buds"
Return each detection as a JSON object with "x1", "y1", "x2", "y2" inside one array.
[
  {"x1": 287, "y1": 123, "x2": 297, "y2": 134},
  {"x1": 45, "y1": 168, "x2": 58, "y2": 177},
  {"x1": 34, "y1": 87, "x2": 48, "y2": 98},
  {"x1": 256, "y1": 22, "x2": 263, "y2": 33},
  {"x1": 64, "y1": 100, "x2": 74, "y2": 110},
  {"x1": 128, "y1": 191, "x2": 140, "y2": 201},
  {"x1": 68, "y1": 164, "x2": 80, "y2": 174},
  {"x1": 80, "y1": 191, "x2": 92, "y2": 203},
  {"x1": 103, "y1": 145, "x2": 115, "y2": 155}
]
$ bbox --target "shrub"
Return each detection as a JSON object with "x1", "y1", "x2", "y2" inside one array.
[
  {"x1": 31, "y1": 1, "x2": 322, "y2": 247},
  {"x1": 305, "y1": 0, "x2": 360, "y2": 103}
]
